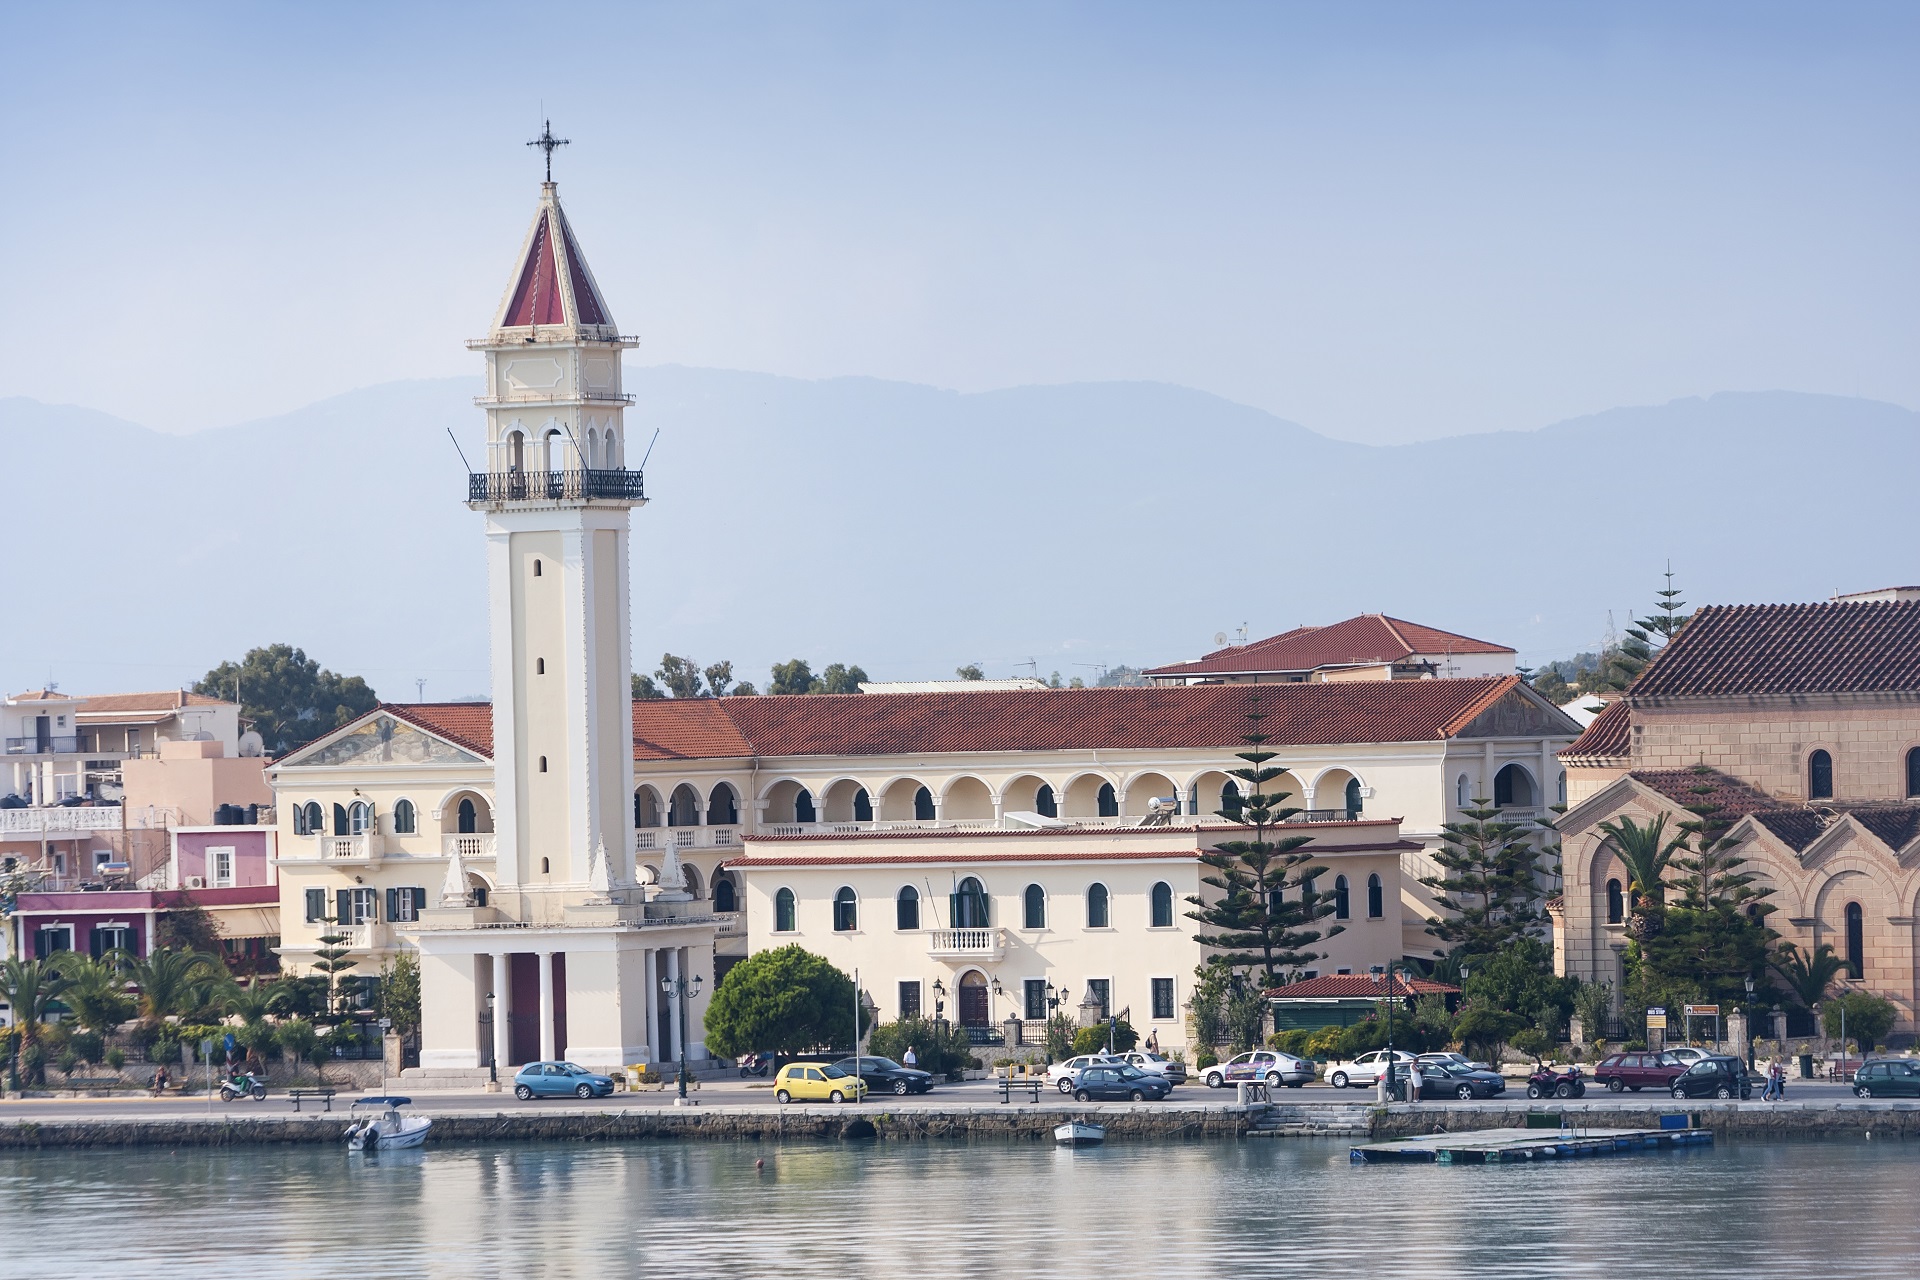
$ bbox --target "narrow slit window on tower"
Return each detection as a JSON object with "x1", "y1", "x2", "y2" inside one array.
[
  {"x1": 533, "y1": 559, "x2": 542, "y2": 577},
  {"x1": 536, "y1": 658, "x2": 545, "y2": 675},
  {"x1": 539, "y1": 756, "x2": 548, "y2": 772},
  {"x1": 541, "y1": 857, "x2": 550, "y2": 875}
]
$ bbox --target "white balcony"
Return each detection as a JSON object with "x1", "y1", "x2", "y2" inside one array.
[
  {"x1": 442, "y1": 833, "x2": 498, "y2": 860},
  {"x1": 0, "y1": 805, "x2": 173, "y2": 835},
  {"x1": 335, "y1": 921, "x2": 390, "y2": 950},
  {"x1": 927, "y1": 928, "x2": 1007, "y2": 961},
  {"x1": 634, "y1": 827, "x2": 738, "y2": 851},
  {"x1": 314, "y1": 833, "x2": 384, "y2": 863}
]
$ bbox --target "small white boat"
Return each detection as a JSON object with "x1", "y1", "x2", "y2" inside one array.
[
  {"x1": 345, "y1": 1096, "x2": 432, "y2": 1151},
  {"x1": 1054, "y1": 1120, "x2": 1105, "y2": 1147}
]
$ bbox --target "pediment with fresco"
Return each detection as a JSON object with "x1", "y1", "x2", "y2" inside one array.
[
  {"x1": 294, "y1": 716, "x2": 481, "y2": 767},
  {"x1": 1453, "y1": 689, "x2": 1577, "y2": 739}
]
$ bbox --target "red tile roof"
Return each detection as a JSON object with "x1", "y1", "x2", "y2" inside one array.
[
  {"x1": 78, "y1": 690, "x2": 228, "y2": 714},
  {"x1": 1630, "y1": 601, "x2": 1920, "y2": 699},
  {"x1": 1265, "y1": 974, "x2": 1459, "y2": 999},
  {"x1": 344, "y1": 678, "x2": 1536, "y2": 765},
  {"x1": 1147, "y1": 614, "x2": 1513, "y2": 678},
  {"x1": 1559, "y1": 698, "x2": 1630, "y2": 763},
  {"x1": 500, "y1": 193, "x2": 612, "y2": 330}
]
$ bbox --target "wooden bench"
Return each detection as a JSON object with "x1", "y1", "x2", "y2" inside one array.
[
  {"x1": 997, "y1": 1077, "x2": 1044, "y2": 1104},
  {"x1": 287, "y1": 1087, "x2": 338, "y2": 1112},
  {"x1": 65, "y1": 1077, "x2": 121, "y2": 1097}
]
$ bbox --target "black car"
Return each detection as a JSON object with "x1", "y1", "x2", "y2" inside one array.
[
  {"x1": 1070, "y1": 1064, "x2": 1173, "y2": 1102},
  {"x1": 831, "y1": 1056, "x2": 936, "y2": 1095},
  {"x1": 1392, "y1": 1061, "x2": 1506, "y2": 1100},
  {"x1": 1668, "y1": 1055, "x2": 1752, "y2": 1100}
]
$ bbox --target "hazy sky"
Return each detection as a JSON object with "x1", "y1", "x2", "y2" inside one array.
[{"x1": 2, "y1": 2, "x2": 1914, "y2": 444}]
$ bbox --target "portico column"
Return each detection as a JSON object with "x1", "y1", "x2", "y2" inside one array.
[
  {"x1": 538, "y1": 950, "x2": 557, "y2": 1062},
  {"x1": 666, "y1": 947, "x2": 684, "y2": 1063},
  {"x1": 643, "y1": 948, "x2": 659, "y2": 1063},
  {"x1": 491, "y1": 952, "x2": 511, "y2": 1070}
]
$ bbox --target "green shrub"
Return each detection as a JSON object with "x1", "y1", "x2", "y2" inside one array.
[
  {"x1": 1044, "y1": 1013, "x2": 1076, "y2": 1061},
  {"x1": 1509, "y1": 1028, "x2": 1554, "y2": 1063},
  {"x1": 69, "y1": 1031, "x2": 105, "y2": 1067},
  {"x1": 1270, "y1": 1029, "x2": 1315, "y2": 1057},
  {"x1": 1070, "y1": 1020, "x2": 1139, "y2": 1056},
  {"x1": 867, "y1": 1017, "x2": 974, "y2": 1078},
  {"x1": 56, "y1": 1047, "x2": 80, "y2": 1076},
  {"x1": 1195, "y1": 1050, "x2": 1219, "y2": 1069},
  {"x1": 105, "y1": 1048, "x2": 126, "y2": 1071}
]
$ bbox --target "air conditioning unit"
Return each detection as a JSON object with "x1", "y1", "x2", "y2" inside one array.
[{"x1": 184, "y1": 876, "x2": 206, "y2": 889}]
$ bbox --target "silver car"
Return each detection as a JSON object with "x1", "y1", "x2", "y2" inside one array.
[{"x1": 1115, "y1": 1051, "x2": 1187, "y2": 1084}]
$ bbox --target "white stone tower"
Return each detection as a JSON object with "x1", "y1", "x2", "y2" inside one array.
[{"x1": 469, "y1": 179, "x2": 641, "y2": 905}]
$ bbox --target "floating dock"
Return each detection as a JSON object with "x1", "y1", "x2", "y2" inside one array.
[{"x1": 1351, "y1": 1121, "x2": 1712, "y2": 1164}]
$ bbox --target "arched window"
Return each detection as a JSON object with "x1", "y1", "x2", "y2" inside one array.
[
  {"x1": 794, "y1": 788, "x2": 816, "y2": 823},
  {"x1": 1024, "y1": 884, "x2": 1047, "y2": 930},
  {"x1": 1087, "y1": 883, "x2": 1111, "y2": 929},
  {"x1": 1908, "y1": 747, "x2": 1920, "y2": 798},
  {"x1": 833, "y1": 887, "x2": 858, "y2": 932},
  {"x1": 1096, "y1": 782, "x2": 1118, "y2": 818},
  {"x1": 392, "y1": 799, "x2": 416, "y2": 835},
  {"x1": 1221, "y1": 780, "x2": 1243, "y2": 818},
  {"x1": 506, "y1": 429, "x2": 526, "y2": 472},
  {"x1": 1150, "y1": 881, "x2": 1174, "y2": 928},
  {"x1": 1606, "y1": 879, "x2": 1623, "y2": 924},
  {"x1": 913, "y1": 786, "x2": 935, "y2": 821},
  {"x1": 634, "y1": 788, "x2": 661, "y2": 828},
  {"x1": 1035, "y1": 785, "x2": 1057, "y2": 819},
  {"x1": 1456, "y1": 774, "x2": 1470, "y2": 808},
  {"x1": 1809, "y1": 750, "x2": 1834, "y2": 800},
  {"x1": 1187, "y1": 783, "x2": 1201, "y2": 816},
  {"x1": 1366, "y1": 873, "x2": 1384, "y2": 919},
  {"x1": 1344, "y1": 778, "x2": 1363, "y2": 820},
  {"x1": 669, "y1": 784, "x2": 700, "y2": 827},
  {"x1": 707, "y1": 784, "x2": 738, "y2": 825},
  {"x1": 713, "y1": 876, "x2": 737, "y2": 914},
  {"x1": 774, "y1": 888, "x2": 796, "y2": 933},
  {"x1": 1845, "y1": 901, "x2": 1864, "y2": 979},
  {"x1": 953, "y1": 877, "x2": 989, "y2": 928},
  {"x1": 854, "y1": 788, "x2": 873, "y2": 822},
  {"x1": 1334, "y1": 875, "x2": 1350, "y2": 920},
  {"x1": 683, "y1": 865, "x2": 705, "y2": 899},
  {"x1": 1557, "y1": 771, "x2": 1568, "y2": 806},
  {"x1": 1494, "y1": 764, "x2": 1534, "y2": 807},
  {"x1": 458, "y1": 798, "x2": 478, "y2": 834},
  {"x1": 347, "y1": 800, "x2": 373, "y2": 835},
  {"x1": 896, "y1": 885, "x2": 920, "y2": 930}
]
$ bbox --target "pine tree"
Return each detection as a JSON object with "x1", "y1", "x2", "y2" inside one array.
[
  {"x1": 309, "y1": 913, "x2": 360, "y2": 1020},
  {"x1": 1600, "y1": 566, "x2": 1690, "y2": 691},
  {"x1": 1185, "y1": 693, "x2": 1337, "y2": 986},
  {"x1": 1638, "y1": 766, "x2": 1777, "y2": 1006},
  {"x1": 1419, "y1": 798, "x2": 1550, "y2": 963}
]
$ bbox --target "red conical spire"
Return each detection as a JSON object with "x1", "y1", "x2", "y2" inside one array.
[{"x1": 492, "y1": 184, "x2": 616, "y2": 333}]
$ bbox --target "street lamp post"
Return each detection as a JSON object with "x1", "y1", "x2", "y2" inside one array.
[
  {"x1": 485, "y1": 991, "x2": 497, "y2": 1087},
  {"x1": 660, "y1": 971, "x2": 705, "y2": 1103},
  {"x1": 1744, "y1": 976, "x2": 1757, "y2": 1068}
]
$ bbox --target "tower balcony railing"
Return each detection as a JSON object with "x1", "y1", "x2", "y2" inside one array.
[
  {"x1": 927, "y1": 928, "x2": 1007, "y2": 961},
  {"x1": 467, "y1": 468, "x2": 645, "y2": 504}
]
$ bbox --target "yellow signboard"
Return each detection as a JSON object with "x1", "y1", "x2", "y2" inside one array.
[{"x1": 1646, "y1": 1012, "x2": 1668, "y2": 1030}]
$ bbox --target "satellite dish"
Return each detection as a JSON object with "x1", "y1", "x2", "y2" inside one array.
[{"x1": 1213, "y1": 632, "x2": 1229, "y2": 646}]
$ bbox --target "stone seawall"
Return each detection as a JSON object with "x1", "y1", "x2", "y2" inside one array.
[
  {"x1": 0, "y1": 1104, "x2": 1257, "y2": 1150},
  {"x1": 1373, "y1": 1100, "x2": 1920, "y2": 1139}
]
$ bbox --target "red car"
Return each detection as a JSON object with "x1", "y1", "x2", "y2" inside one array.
[{"x1": 1592, "y1": 1051, "x2": 1686, "y2": 1092}]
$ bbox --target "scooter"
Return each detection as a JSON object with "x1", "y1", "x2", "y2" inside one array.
[
  {"x1": 219, "y1": 1071, "x2": 269, "y2": 1102},
  {"x1": 738, "y1": 1053, "x2": 772, "y2": 1078},
  {"x1": 1525, "y1": 1063, "x2": 1587, "y2": 1099}
]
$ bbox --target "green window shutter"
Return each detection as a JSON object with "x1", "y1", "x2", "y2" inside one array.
[
  {"x1": 304, "y1": 888, "x2": 324, "y2": 923},
  {"x1": 336, "y1": 889, "x2": 351, "y2": 924},
  {"x1": 386, "y1": 888, "x2": 399, "y2": 920}
]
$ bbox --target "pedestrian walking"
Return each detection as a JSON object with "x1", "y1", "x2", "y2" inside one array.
[
  {"x1": 1765, "y1": 1057, "x2": 1785, "y2": 1102},
  {"x1": 1147, "y1": 1029, "x2": 1160, "y2": 1054},
  {"x1": 903, "y1": 1046, "x2": 917, "y2": 1069}
]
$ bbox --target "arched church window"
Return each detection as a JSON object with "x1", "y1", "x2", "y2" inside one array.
[
  {"x1": 1908, "y1": 747, "x2": 1920, "y2": 798},
  {"x1": 1345, "y1": 778, "x2": 1363, "y2": 820},
  {"x1": 914, "y1": 786, "x2": 935, "y2": 821},
  {"x1": 1810, "y1": 750, "x2": 1834, "y2": 800},
  {"x1": 392, "y1": 799, "x2": 416, "y2": 835},
  {"x1": 1096, "y1": 782, "x2": 1118, "y2": 818},
  {"x1": 794, "y1": 789, "x2": 816, "y2": 823},
  {"x1": 1606, "y1": 879, "x2": 1623, "y2": 924},
  {"x1": 1845, "y1": 901, "x2": 1864, "y2": 979},
  {"x1": 458, "y1": 798, "x2": 478, "y2": 834},
  {"x1": 1035, "y1": 784, "x2": 1056, "y2": 818},
  {"x1": 1367, "y1": 873, "x2": 1384, "y2": 919},
  {"x1": 774, "y1": 888, "x2": 796, "y2": 933},
  {"x1": 853, "y1": 788, "x2": 873, "y2": 822}
]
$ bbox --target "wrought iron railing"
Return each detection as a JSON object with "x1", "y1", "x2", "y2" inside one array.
[{"x1": 467, "y1": 469, "x2": 646, "y2": 503}]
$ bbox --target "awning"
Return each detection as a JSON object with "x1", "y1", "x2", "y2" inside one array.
[{"x1": 74, "y1": 709, "x2": 174, "y2": 724}]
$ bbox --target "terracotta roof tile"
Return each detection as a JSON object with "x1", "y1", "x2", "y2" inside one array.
[
  {"x1": 1749, "y1": 810, "x2": 1827, "y2": 852},
  {"x1": 631, "y1": 700, "x2": 756, "y2": 760},
  {"x1": 1850, "y1": 806, "x2": 1920, "y2": 852},
  {"x1": 1629, "y1": 768, "x2": 1783, "y2": 820},
  {"x1": 383, "y1": 702, "x2": 496, "y2": 758},
  {"x1": 1265, "y1": 974, "x2": 1459, "y2": 999},
  {"x1": 1559, "y1": 699, "x2": 1630, "y2": 763},
  {"x1": 1147, "y1": 614, "x2": 1513, "y2": 678},
  {"x1": 1631, "y1": 601, "x2": 1920, "y2": 698},
  {"x1": 73, "y1": 690, "x2": 228, "y2": 714}
]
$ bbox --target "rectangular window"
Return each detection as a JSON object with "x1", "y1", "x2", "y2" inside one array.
[
  {"x1": 898, "y1": 981, "x2": 921, "y2": 1020},
  {"x1": 1087, "y1": 978, "x2": 1111, "y2": 1020},
  {"x1": 209, "y1": 847, "x2": 235, "y2": 887},
  {"x1": 34, "y1": 926, "x2": 73, "y2": 959},
  {"x1": 90, "y1": 925, "x2": 135, "y2": 959},
  {"x1": 343, "y1": 887, "x2": 377, "y2": 925},
  {"x1": 388, "y1": 887, "x2": 425, "y2": 923},
  {"x1": 305, "y1": 888, "x2": 325, "y2": 923},
  {"x1": 1151, "y1": 977, "x2": 1175, "y2": 1021},
  {"x1": 1024, "y1": 979, "x2": 1048, "y2": 1021}
]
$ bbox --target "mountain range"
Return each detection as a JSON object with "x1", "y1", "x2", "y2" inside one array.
[{"x1": 3, "y1": 374, "x2": 1913, "y2": 700}]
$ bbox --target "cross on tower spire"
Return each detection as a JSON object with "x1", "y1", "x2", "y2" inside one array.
[{"x1": 526, "y1": 120, "x2": 570, "y2": 182}]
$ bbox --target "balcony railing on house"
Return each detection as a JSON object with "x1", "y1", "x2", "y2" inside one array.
[
  {"x1": 927, "y1": 928, "x2": 1006, "y2": 961},
  {"x1": 467, "y1": 469, "x2": 645, "y2": 504},
  {"x1": 4, "y1": 736, "x2": 80, "y2": 755},
  {"x1": 0, "y1": 805, "x2": 172, "y2": 835},
  {"x1": 443, "y1": 833, "x2": 498, "y2": 860},
  {"x1": 754, "y1": 811, "x2": 1366, "y2": 837},
  {"x1": 314, "y1": 833, "x2": 384, "y2": 862},
  {"x1": 635, "y1": 827, "x2": 737, "y2": 851}
]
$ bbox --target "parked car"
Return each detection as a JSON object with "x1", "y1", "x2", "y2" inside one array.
[
  {"x1": 1525, "y1": 1064, "x2": 1587, "y2": 1099},
  {"x1": 1202, "y1": 1049, "x2": 1314, "y2": 1090},
  {"x1": 1324, "y1": 1048, "x2": 1416, "y2": 1089},
  {"x1": 1668, "y1": 1055, "x2": 1752, "y2": 1100},
  {"x1": 1663, "y1": 1046, "x2": 1715, "y2": 1067},
  {"x1": 513, "y1": 1061, "x2": 617, "y2": 1100},
  {"x1": 774, "y1": 1062, "x2": 870, "y2": 1103},
  {"x1": 1385, "y1": 1060, "x2": 1506, "y2": 1100},
  {"x1": 1071, "y1": 1063, "x2": 1174, "y2": 1102},
  {"x1": 1049, "y1": 1054, "x2": 1122, "y2": 1093},
  {"x1": 831, "y1": 1056, "x2": 935, "y2": 1095},
  {"x1": 1115, "y1": 1051, "x2": 1188, "y2": 1084},
  {"x1": 1852, "y1": 1058, "x2": 1920, "y2": 1098},
  {"x1": 1417, "y1": 1051, "x2": 1492, "y2": 1073},
  {"x1": 1592, "y1": 1051, "x2": 1687, "y2": 1093}
]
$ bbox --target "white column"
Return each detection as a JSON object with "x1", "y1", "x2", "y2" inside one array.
[
  {"x1": 538, "y1": 950, "x2": 557, "y2": 1062},
  {"x1": 491, "y1": 952, "x2": 511, "y2": 1070},
  {"x1": 643, "y1": 948, "x2": 659, "y2": 1063},
  {"x1": 666, "y1": 947, "x2": 684, "y2": 1063}
]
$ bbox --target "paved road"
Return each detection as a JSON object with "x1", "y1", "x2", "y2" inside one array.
[{"x1": 0, "y1": 1073, "x2": 1866, "y2": 1123}]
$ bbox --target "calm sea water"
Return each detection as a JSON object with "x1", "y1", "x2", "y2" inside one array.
[{"x1": 3, "y1": 1136, "x2": 1916, "y2": 1278}]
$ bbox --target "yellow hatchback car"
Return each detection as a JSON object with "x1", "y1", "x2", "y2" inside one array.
[{"x1": 774, "y1": 1062, "x2": 870, "y2": 1104}]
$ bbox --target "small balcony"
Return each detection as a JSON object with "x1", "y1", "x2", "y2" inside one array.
[
  {"x1": 314, "y1": 833, "x2": 384, "y2": 863},
  {"x1": 5, "y1": 736, "x2": 79, "y2": 756},
  {"x1": 634, "y1": 827, "x2": 737, "y2": 851},
  {"x1": 927, "y1": 928, "x2": 1007, "y2": 962},
  {"x1": 467, "y1": 469, "x2": 645, "y2": 505},
  {"x1": 442, "y1": 833, "x2": 498, "y2": 860}
]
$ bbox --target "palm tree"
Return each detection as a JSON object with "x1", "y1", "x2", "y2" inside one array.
[
  {"x1": 1596, "y1": 813, "x2": 1685, "y2": 909},
  {"x1": 0, "y1": 957, "x2": 75, "y2": 1084},
  {"x1": 57, "y1": 956, "x2": 136, "y2": 1034},
  {"x1": 222, "y1": 978, "x2": 293, "y2": 1065},
  {"x1": 122, "y1": 948, "x2": 222, "y2": 1024},
  {"x1": 1773, "y1": 942, "x2": 1845, "y2": 1011}
]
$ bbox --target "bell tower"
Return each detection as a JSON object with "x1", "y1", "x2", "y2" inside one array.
[{"x1": 468, "y1": 166, "x2": 641, "y2": 905}]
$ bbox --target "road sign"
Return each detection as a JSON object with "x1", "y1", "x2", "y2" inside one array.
[{"x1": 1683, "y1": 1004, "x2": 1719, "y2": 1018}]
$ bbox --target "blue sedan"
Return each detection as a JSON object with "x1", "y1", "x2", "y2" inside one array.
[{"x1": 513, "y1": 1061, "x2": 617, "y2": 1100}]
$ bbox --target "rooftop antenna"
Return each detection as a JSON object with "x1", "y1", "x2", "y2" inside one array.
[
  {"x1": 1235, "y1": 623, "x2": 1249, "y2": 646},
  {"x1": 1017, "y1": 658, "x2": 1039, "y2": 679},
  {"x1": 446, "y1": 428, "x2": 476, "y2": 474},
  {"x1": 416, "y1": 679, "x2": 427, "y2": 703},
  {"x1": 527, "y1": 119, "x2": 570, "y2": 182},
  {"x1": 637, "y1": 427, "x2": 659, "y2": 473}
]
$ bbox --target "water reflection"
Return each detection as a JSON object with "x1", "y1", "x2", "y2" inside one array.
[{"x1": 2, "y1": 1137, "x2": 1916, "y2": 1277}]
